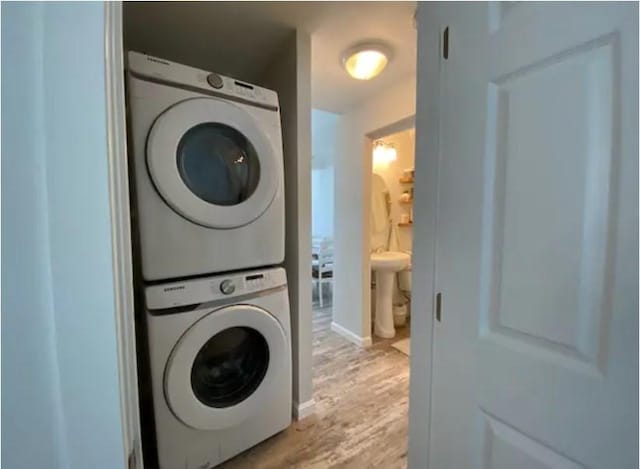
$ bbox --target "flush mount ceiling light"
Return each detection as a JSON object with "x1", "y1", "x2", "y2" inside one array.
[{"x1": 342, "y1": 43, "x2": 392, "y2": 80}]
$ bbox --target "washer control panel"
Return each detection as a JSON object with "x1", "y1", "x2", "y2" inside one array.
[
  {"x1": 219, "y1": 279, "x2": 236, "y2": 295},
  {"x1": 145, "y1": 267, "x2": 287, "y2": 310}
]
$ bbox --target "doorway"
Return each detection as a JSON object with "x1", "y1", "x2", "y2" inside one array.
[{"x1": 368, "y1": 122, "x2": 415, "y2": 353}]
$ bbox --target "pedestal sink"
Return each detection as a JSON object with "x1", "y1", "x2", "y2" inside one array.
[{"x1": 371, "y1": 251, "x2": 410, "y2": 338}]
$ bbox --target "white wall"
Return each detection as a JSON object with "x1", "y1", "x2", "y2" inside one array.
[
  {"x1": 333, "y1": 75, "x2": 416, "y2": 340},
  {"x1": 311, "y1": 167, "x2": 335, "y2": 237},
  {"x1": 311, "y1": 109, "x2": 339, "y2": 239},
  {"x1": 312, "y1": 109, "x2": 339, "y2": 168},
  {"x1": 1, "y1": 4, "x2": 67, "y2": 467},
  {"x1": 1, "y1": 3, "x2": 126, "y2": 468},
  {"x1": 261, "y1": 30, "x2": 315, "y2": 416},
  {"x1": 372, "y1": 128, "x2": 416, "y2": 252}
]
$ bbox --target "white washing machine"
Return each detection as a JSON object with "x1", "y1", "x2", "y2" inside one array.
[
  {"x1": 144, "y1": 267, "x2": 292, "y2": 469},
  {"x1": 126, "y1": 51, "x2": 285, "y2": 281}
]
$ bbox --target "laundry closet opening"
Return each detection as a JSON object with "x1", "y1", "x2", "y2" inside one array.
[{"x1": 122, "y1": 2, "x2": 417, "y2": 468}]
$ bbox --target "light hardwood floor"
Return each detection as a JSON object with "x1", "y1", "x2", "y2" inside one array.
[{"x1": 221, "y1": 298, "x2": 410, "y2": 469}]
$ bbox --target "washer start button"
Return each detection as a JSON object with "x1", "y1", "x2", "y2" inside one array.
[{"x1": 219, "y1": 279, "x2": 235, "y2": 295}]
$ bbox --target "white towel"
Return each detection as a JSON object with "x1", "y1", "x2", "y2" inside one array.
[
  {"x1": 371, "y1": 174, "x2": 389, "y2": 234},
  {"x1": 388, "y1": 220, "x2": 400, "y2": 251}
]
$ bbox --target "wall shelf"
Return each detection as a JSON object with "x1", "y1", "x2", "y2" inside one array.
[
  {"x1": 399, "y1": 199, "x2": 413, "y2": 205},
  {"x1": 398, "y1": 221, "x2": 413, "y2": 227},
  {"x1": 399, "y1": 176, "x2": 414, "y2": 184}
]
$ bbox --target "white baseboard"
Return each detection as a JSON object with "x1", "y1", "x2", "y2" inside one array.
[
  {"x1": 293, "y1": 398, "x2": 316, "y2": 421},
  {"x1": 330, "y1": 321, "x2": 372, "y2": 347}
]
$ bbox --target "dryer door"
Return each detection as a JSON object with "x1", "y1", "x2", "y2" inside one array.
[
  {"x1": 147, "y1": 97, "x2": 280, "y2": 229},
  {"x1": 164, "y1": 304, "x2": 288, "y2": 430}
]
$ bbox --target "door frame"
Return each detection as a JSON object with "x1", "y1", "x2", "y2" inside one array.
[
  {"x1": 104, "y1": 3, "x2": 144, "y2": 468},
  {"x1": 407, "y1": 4, "x2": 442, "y2": 468}
]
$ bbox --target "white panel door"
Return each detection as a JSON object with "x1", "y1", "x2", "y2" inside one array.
[{"x1": 412, "y1": 3, "x2": 638, "y2": 468}]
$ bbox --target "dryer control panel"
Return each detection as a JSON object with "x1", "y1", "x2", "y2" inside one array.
[
  {"x1": 127, "y1": 51, "x2": 279, "y2": 110},
  {"x1": 145, "y1": 267, "x2": 287, "y2": 310}
]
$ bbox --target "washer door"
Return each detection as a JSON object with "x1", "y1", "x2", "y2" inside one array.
[
  {"x1": 147, "y1": 98, "x2": 279, "y2": 228},
  {"x1": 164, "y1": 305, "x2": 288, "y2": 430}
]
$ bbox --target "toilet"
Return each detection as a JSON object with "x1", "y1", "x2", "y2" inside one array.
[
  {"x1": 399, "y1": 265, "x2": 411, "y2": 292},
  {"x1": 394, "y1": 263, "x2": 411, "y2": 326}
]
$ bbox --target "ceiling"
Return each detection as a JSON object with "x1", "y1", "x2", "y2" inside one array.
[{"x1": 123, "y1": 2, "x2": 417, "y2": 114}]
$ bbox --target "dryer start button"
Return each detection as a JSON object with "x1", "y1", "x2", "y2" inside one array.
[{"x1": 206, "y1": 73, "x2": 224, "y2": 89}]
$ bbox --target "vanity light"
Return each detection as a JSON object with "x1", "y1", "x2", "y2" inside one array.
[
  {"x1": 373, "y1": 141, "x2": 397, "y2": 167},
  {"x1": 385, "y1": 144, "x2": 397, "y2": 162},
  {"x1": 342, "y1": 43, "x2": 392, "y2": 80},
  {"x1": 373, "y1": 141, "x2": 387, "y2": 164}
]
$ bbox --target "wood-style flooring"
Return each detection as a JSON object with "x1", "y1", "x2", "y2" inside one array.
[{"x1": 221, "y1": 297, "x2": 410, "y2": 469}]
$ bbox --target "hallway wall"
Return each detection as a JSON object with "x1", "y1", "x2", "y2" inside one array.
[
  {"x1": 312, "y1": 109, "x2": 339, "y2": 239},
  {"x1": 261, "y1": 30, "x2": 315, "y2": 416}
]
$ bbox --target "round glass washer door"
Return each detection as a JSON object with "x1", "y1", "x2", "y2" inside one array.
[
  {"x1": 164, "y1": 305, "x2": 288, "y2": 431},
  {"x1": 147, "y1": 98, "x2": 279, "y2": 229}
]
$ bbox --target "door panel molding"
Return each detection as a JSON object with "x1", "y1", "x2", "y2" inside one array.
[{"x1": 479, "y1": 36, "x2": 619, "y2": 377}]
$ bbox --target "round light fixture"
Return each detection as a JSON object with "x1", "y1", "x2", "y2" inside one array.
[{"x1": 342, "y1": 43, "x2": 392, "y2": 80}]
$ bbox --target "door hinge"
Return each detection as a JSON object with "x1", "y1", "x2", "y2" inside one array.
[
  {"x1": 443, "y1": 26, "x2": 449, "y2": 60},
  {"x1": 435, "y1": 292, "x2": 442, "y2": 322}
]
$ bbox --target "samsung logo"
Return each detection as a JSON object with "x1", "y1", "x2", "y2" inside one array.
[
  {"x1": 163, "y1": 285, "x2": 185, "y2": 292},
  {"x1": 146, "y1": 56, "x2": 171, "y2": 66}
]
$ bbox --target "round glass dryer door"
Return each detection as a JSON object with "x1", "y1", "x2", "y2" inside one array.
[
  {"x1": 147, "y1": 98, "x2": 279, "y2": 229},
  {"x1": 164, "y1": 305, "x2": 288, "y2": 431}
]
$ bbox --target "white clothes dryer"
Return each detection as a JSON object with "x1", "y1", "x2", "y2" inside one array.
[
  {"x1": 144, "y1": 267, "x2": 291, "y2": 468},
  {"x1": 126, "y1": 51, "x2": 284, "y2": 281}
]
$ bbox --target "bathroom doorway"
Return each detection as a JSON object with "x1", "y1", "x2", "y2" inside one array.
[{"x1": 368, "y1": 118, "x2": 416, "y2": 354}]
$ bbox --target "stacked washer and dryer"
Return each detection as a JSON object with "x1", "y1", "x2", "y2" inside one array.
[{"x1": 126, "y1": 51, "x2": 292, "y2": 469}]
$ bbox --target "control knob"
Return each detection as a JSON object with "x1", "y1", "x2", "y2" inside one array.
[
  {"x1": 219, "y1": 279, "x2": 235, "y2": 295},
  {"x1": 206, "y1": 72, "x2": 224, "y2": 89}
]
